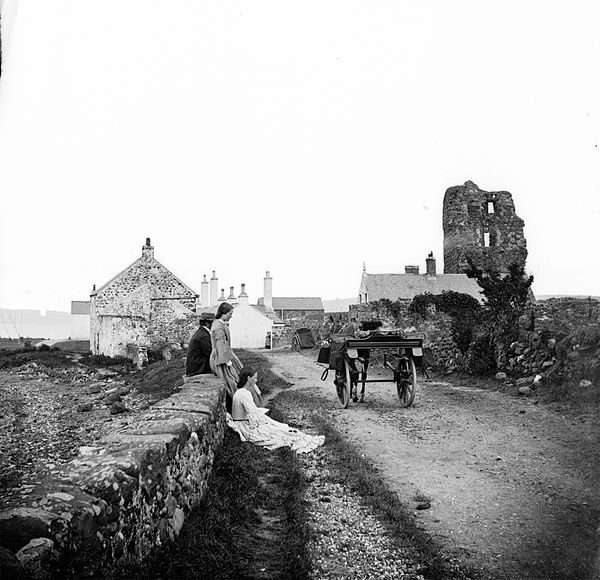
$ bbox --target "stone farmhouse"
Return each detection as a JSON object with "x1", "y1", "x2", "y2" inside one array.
[
  {"x1": 90, "y1": 238, "x2": 198, "y2": 357},
  {"x1": 358, "y1": 253, "x2": 483, "y2": 304},
  {"x1": 90, "y1": 246, "x2": 300, "y2": 355},
  {"x1": 357, "y1": 181, "x2": 527, "y2": 305}
]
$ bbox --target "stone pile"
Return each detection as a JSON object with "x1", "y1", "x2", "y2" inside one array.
[{"x1": 501, "y1": 323, "x2": 599, "y2": 388}]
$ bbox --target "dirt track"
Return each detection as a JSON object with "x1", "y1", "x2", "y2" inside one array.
[{"x1": 265, "y1": 350, "x2": 600, "y2": 580}]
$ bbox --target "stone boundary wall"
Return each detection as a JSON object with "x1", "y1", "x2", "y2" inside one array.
[
  {"x1": 0, "y1": 376, "x2": 225, "y2": 578},
  {"x1": 506, "y1": 298, "x2": 600, "y2": 381},
  {"x1": 534, "y1": 297, "x2": 599, "y2": 335},
  {"x1": 349, "y1": 303, "x2": 465, "y2": 372}
]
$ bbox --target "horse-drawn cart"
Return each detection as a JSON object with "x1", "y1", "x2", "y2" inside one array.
[{"x1": 319, "y1": 331, "x2": 424, "y2": 408}]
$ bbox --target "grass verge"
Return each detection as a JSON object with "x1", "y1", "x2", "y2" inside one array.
[
  {"x1": 275, "y1": 388, "x2": 476, "y2": 580},
  {"x1": 130, "y1": 349, "x2": 310, "y2": 580}
]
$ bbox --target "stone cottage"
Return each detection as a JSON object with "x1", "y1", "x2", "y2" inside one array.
[
  {"x1": 358, "y1": 253, "x2": 483, "y2": 304},
  {"x1": 90, "y1": 239, "x2": 198, "y2": 357}
]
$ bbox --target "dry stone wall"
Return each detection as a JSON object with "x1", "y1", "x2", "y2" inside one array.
[
  {"x1": 504, "y1": 298, "x2": 600, "y2": 383},
  {"x1": 349, "y1": 303, "x2": 465, "y2": 372},
  {"x1": 0, "y1": 376, "x2": 225, "y2": 578}
]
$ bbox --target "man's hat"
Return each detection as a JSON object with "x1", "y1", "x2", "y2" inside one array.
[{"x1": 200, "y1": 312, "x2": 215, "y2": 321}]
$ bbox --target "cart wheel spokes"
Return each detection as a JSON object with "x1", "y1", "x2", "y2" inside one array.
[
  {"x1": 396, "y1": 357, "x2": 417, "y2": 407},
  {"x1": 335, "y1": 360, "x2": 351, "y2": 408},
  {"x1": 292, "y1": 336, "x2": 300, "y2": 352}
]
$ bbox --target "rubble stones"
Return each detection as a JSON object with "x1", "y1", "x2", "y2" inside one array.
[
  {"x1": 0, "y1": 546, "x2": 28, "y2": 580},
  {"x1": 103, "y1": 392, "x2": 122, "y2": 405},
  {"x1": 77, "y1": 402, "x2": 93, "y2": 412},
  {"x1": 16, "y1": 537, "x2": 54, "y2": 579},
  {"x1": 109, "y1": 402, "x2": 128, "y2": 415},
  {"x1": 495, "y1": 372, "x2": 508, "y2": 381},
  {"x1": 518, "y1": 386, "x2": 532, "y2": 396},
  {"x1": 516, "y1": 377, "x2": 533, "y2": 386}
]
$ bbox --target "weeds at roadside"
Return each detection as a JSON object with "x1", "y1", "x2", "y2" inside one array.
[
  {"x1": 237, "y1": 349, "x2": 294, "y2": 395},
  {"x1": 276, "y1": 389, "x2": 476, "y2": 580}
]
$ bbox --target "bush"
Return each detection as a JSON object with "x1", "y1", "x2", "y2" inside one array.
[
  {"x1": 409, "y1": 291, "x2": 482, "y2": 354},
  {"x1": 466, "y1": 333, "x2": 496, "y2": 375}
]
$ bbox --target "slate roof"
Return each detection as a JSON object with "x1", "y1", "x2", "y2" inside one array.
[
  {"x1": 71, "y1": 301, "x2": 90, "y2": 315},
  {"x1": 252, "y1": 305, "x2": 285, "y2": 324},
  {"x1": 257, "y1": 297, "x2": 324, "y2": 311},
  {"x1": 364, "y1": 273, "x2": 483, "y2": 302}
]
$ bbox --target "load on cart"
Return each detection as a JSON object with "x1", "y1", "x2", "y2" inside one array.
[{"x1": 317, "y1": 328, "x2": 424, "y2": 409}]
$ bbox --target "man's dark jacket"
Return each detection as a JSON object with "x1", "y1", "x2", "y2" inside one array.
[{"x1": 186, "y1": 326, "x2": 212, "y2": 376}]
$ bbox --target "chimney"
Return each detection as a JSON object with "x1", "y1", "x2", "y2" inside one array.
[
  {"x1": 263, "y1": 270, "x2": 273, "y2": 310},
  {"x1": 200, "y1": 274, "x2": 209, "y2": 307},
  {"x1": 228, "y1": 286, "x2": 236, "y2": 300},
  {"x1": 142, "y1": 237, "x2": 154, "y2": 260},
  {"x1": 218, "y1": 288, "x2": 226, "y2": 302},
  {"x1": 238, "y1": 283, "x2": 249, "y2": 306},
  {"x1": 405, "y1": 265, "x2": 419, "y2": 275},
  {"x1": 209, "y1": 271, "x2": 218, "y2": 306},
  {"x1": 426, "y1": 252, "x2": 437, "y2": 277}
]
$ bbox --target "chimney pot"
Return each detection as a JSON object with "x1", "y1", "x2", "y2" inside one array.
[
  {"x1": 263, "y1": 271, "x2": 273, "y2": 309},
  {"x1": 426, "y1": 252, "x2": 437, "y2": 277}
]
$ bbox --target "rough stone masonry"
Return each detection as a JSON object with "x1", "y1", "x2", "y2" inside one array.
[
  {"x1": 0, "y1": 374, "x2": 225, "y2": 578},
  {"x1": 443, "y1": 180, "x2": 527, "y2": 275}
]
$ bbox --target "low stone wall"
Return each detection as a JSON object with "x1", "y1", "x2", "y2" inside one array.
[{"x1": 0, "y1": 375, "x2": 225, "y2": 578}]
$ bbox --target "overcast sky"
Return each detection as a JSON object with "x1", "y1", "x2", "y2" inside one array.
[{"x1": 1, "y1": 0, "x2": 598, "y2": 312}]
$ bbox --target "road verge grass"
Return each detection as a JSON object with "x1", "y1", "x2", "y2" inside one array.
[
  {"x1": 133, "y1": 349, "x2": 310, "y2": 580},
  {"x1": 274, "y1": 387, "x2": 477, "y2": 580}
]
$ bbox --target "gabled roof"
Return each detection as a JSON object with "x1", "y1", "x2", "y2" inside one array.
[
  {"x1": 91, "y1": 255, "x2": 197, "y2": 299},
  {"x1": 364, "y1": 273, "x2": 483, "y2": 302},
  {"x1": 257, "y1": 297, "x2": 324, "y2": 311},
  {"x1": 252, "y1": 304, "x2": 285, "y2": 324}
]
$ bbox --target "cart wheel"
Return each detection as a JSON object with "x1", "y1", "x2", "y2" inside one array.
[
  {"x1": 396, "y1": 357, "x2": 417, "y2": 407},
  {"x1": 335, "y1": 360, "x2": 351, "y2": 408},
  {"x1": 291, "y1": 336, "x2": 301, "y2": 352}
]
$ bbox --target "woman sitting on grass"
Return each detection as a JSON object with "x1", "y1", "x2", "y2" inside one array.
[{"x1": 228, "y1": 367, "x2": 325, "y2": 454}]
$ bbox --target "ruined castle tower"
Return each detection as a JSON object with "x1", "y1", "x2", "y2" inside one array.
[{"x1": 443, "y1": 181, "x2": 527, "y2": 274}]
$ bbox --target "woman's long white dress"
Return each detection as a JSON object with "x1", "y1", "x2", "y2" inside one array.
[{"x1": 228, "y1": 389, "x2": 325, "y2": 454}]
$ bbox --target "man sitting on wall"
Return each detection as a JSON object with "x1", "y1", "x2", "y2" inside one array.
[{"x1": 185, "y1": 312, "x2": 215, "y2": 378}]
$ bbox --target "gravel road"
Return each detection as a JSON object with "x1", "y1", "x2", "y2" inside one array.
[{"x1": 265, "y1": 350, "x2": 600, "y2": 580}]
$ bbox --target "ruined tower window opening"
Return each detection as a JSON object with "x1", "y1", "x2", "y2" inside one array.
[
  {"x1": 487, "y1": 201, "x2": 495, "y2": 214},
  {"x1": 484, "y1": 232, "x2": 491, "y2": 247}
]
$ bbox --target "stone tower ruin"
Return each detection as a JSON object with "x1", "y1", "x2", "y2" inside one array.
[{"x1": 443, "y1": 180, "x2": 527, "y2": 274}]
